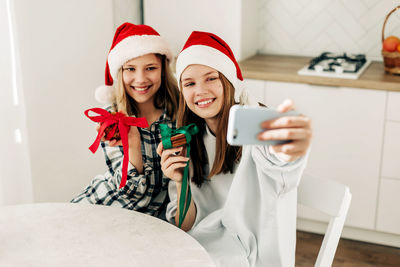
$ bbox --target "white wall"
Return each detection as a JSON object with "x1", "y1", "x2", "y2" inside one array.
[
  {"x1": 257, "y1": 0, "x2": 400, "y2": 60},
  {"x1": 144, "y1": 0, "x2": 258, "y2": 61},
  {"x1": 12, "y1": 0, "x2": 114, "y2": 202}
]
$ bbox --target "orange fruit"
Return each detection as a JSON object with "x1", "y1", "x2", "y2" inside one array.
[{"x1": 383, "y1": 36, "x2": 400, "y2": 52}]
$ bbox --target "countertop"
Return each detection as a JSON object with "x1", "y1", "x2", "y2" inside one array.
[{"x1": 239, "y1": 54, "x2": 400, "y2": 91}]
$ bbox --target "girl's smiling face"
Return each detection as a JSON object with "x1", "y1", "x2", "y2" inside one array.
[
  {"x1": 122, "y1": 53, "x2": 162, "y2": 106},
  {"x1": 181, "y1": 64, "x2": 224, "y2": 123}
]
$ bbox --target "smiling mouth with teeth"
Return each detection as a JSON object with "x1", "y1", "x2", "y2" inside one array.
[
  {"x1": 132, "y1": 85, "x2": 151, "y2": 91},
  {"x1": 196, "y1": 98, "x2": 215, "y2": 105}
]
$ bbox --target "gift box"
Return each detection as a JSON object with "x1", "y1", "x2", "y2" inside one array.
[{"x1": 85, "y1": 108, "x2": 148, "y2": 188}]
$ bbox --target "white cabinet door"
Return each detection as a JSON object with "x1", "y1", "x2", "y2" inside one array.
[
  {"x1": 378, "y1": 119, "x2": 400, "y2": 235},
  {"x1": 376, "y1": 178, "x2": 400, "y2": 235},
  {"x1": 386, "y1": 91, "x2": 400, "y2": 122},
  {"x1": 381, "y1": 122, "x2": 400, "y2": 179},
  {"x1": 382, "y1": 93, "x2": 400, "y2": 179},
  {"x1": 264, "y1": 81, "x2": 386, "y2": 230}
]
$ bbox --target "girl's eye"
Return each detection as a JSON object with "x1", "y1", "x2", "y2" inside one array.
[
  {"x1": 124, "y1": 67, "x2": 135, "y2": 72},
  {"x1": 207, "y1": 77, "x2": 218, "y2": 81},
  {"x1": 146, "y1": 66, "x2": 157, "y2": 71},
  {"x1": 183, "y1": 82, "x2": 194, "y2": 87}
]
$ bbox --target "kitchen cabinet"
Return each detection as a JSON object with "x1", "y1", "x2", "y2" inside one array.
[
  {"x1": 386, "y1": 91, "x2": 400, "y2": 122},
  {"x1": 260, "y1": 80, "x2": 386, "y2": 230},
  {"x1": 377, "y1": 178, "x2": 400, "y2": 235},
  {"x1": 243, "y1": 79, "x2": 400, "y2": 246},
  {"x1": 381, "y1": 122, "x2": 400, "y2": 179},
  {"x1": 240, "y1": 53, "x2": 400, "y2": 246},
  {"x1": 377, "y1": 91, "x2": 400, "y2": 235}
]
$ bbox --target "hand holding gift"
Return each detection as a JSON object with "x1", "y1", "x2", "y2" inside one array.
[
  {"x1": 158, "y1": 123, "x2": 199, "y2": 228},
  {"x1": 84, "y1": 108, "x2": 149, "y2": 188}
]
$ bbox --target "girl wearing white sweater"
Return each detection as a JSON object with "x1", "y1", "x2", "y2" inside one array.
[{"x1": 157, "y1": 31, "x2": 312, "y2": 267}]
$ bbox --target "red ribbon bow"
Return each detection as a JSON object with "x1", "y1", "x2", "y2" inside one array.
[{"x1": 84, "y1": 108, "x2": 149, "y2": 188}]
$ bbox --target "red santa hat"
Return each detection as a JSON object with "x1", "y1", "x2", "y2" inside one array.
[
  {"x1": 175, "y1": 31, "x2": 252, "y2": 104},
  {"x1": 95, "y1": 23, "x2": 173, "y2": 103}
]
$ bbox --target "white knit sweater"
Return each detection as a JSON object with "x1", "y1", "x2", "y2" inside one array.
[{"x1": 166, "y1": 126, "x2": 308, "y2": 267}]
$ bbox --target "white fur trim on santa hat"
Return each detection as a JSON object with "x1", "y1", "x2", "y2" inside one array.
[
  {"x1": 95, "y1": 85, "x2": 115, "y2": 104},
  {"x1": 176, "y1": 45, "x2": 245, "y2": 102},
  {"x1": 108, "y1": 35, "x2": 173, "y2": 81}
]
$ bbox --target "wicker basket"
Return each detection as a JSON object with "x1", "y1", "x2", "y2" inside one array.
[{"x1": 382, "y1": 5, "x2": 400, "y2": 75}]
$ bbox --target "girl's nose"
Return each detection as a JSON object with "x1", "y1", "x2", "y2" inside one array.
[
  {"x1": 134, "y1": 69, "x2": 146, "y2": 82},
  {"x1": 194, "y1": 82, "x2": 208, "y2": 95}
]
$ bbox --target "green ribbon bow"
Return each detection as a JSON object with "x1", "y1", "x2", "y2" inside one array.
[{"x1": 160, "y1": 123, "x2": 199, "y2": 228}]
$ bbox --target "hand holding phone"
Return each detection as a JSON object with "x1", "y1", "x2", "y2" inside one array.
[{"x1": 227, "y1": 105, "x2": 300, "y2": 146}]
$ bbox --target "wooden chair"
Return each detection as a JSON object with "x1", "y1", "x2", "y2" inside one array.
[{"x1": 297, "y1": 175, "x2": 352, "y2": 267}]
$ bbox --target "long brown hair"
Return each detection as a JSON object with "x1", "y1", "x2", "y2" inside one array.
[
  {"x1": 113, "y1": 54, "x2": 179, "y2": 119},
  {"x1": 177, "y1": 72, "x2": 242, "y2": 187}
]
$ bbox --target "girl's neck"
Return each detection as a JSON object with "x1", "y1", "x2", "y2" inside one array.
[
  {"x1": 205, "y1": 118, "x2": 219, "y2": 136},
  {"x1": 137, "y1": 102, "x2": 163, "y2": 126}
]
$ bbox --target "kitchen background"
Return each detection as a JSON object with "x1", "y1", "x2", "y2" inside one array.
[
  {"x1": 1, "y1": 0, "x2": 399, "y2": 254},
  {"x1": 258, "y1": 0, "x2": 400, "y2": 60},
  {"x1": 142, "y1": 0, "x2": 400, "y2": 60}
]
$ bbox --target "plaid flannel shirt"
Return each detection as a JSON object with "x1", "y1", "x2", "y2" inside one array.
[{"x1": 71, "y1": 107, "x2": 176, "y2": 218}]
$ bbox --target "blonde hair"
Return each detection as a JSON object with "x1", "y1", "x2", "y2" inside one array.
[
  {"x1": 177, "y1": 72, "x2": 242, "y2": 186},
  {"x1": 113, "y1": 54, "x2": 179, "y2": 120}
]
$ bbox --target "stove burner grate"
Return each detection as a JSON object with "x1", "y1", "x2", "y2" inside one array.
[{"x1": 308, "y1": 52, "x2": 367, "y2": 73}]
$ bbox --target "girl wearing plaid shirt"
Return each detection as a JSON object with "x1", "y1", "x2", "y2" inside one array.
[{"x1": 71, "y1": 23, "x2": 179, "y2": 219}]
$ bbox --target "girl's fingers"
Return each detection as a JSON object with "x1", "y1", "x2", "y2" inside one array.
[
  {"x1": 276, "y1": 99, "x2": 295, "y2": 113},
  {"x1": 270, "y1": 140, "x2": 310, "y2": 155},
  {"x1": 160, "y1": 146, "x2": 184, "y2": 165},
  {"x1": 156, "y1": 142, "x2": 163, "y2": 156},
  {"x1": 109, "y1": 139, "x2": 122, "y2": 147},
  {"x1": 164, "y1": 163, "x2": 188, "y2": 173},
  {"x1": 162, "y1": 155, "x2": 189, "y2": 171},
  {"x1": 269, "y1": 143, "x2": 309, "y2": 162},
  {"x1": 258, "y1": 128, "x2": 312, "y2": 141},
  {"x1": 261, "y1": 116, "x2": 311, "y2": 129},
  {"x1": 114, "y1": 140, "x2": 123, "y2": 146},
  {"x1": 157, "y1": 143, "x2": 186, "y2": 157}
]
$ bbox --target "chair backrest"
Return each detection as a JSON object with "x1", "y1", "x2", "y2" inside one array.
[{"x1": 297, "y1": 174, "x2": 352, "y2": 267}]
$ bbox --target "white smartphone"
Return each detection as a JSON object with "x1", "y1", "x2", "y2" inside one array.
[{"x1": 227, "y1": 105, "x2": 300, "y2": 146}]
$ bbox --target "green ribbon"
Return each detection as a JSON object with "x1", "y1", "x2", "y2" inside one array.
[{"x1": 160, "y1": 123, "x2": 199, "y2": 228}]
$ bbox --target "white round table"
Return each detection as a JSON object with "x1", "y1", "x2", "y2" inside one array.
[{"x1": 0, "y1": 203, "x2": 215, "y2": 267}]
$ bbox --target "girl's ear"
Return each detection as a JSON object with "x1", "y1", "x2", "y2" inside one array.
[{"x1": 95, "y1": 85, "x2": 115, "y2": 104}]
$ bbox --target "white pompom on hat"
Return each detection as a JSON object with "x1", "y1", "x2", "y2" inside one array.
[
  {"x1": 95, "y1": 23, "x2": 173, "y2": 104},
  {"x1": 175, "y1": 31, "x2": 255, "y2": 105}
]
